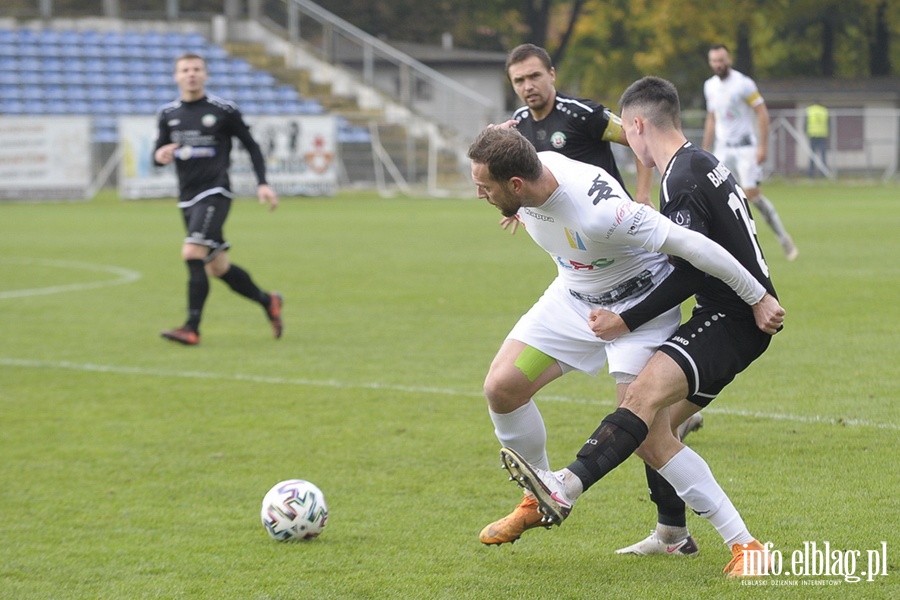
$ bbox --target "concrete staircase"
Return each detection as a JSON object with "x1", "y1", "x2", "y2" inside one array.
[{"x1": 222, "y1": 39, "x2": 465, "y2": 190}]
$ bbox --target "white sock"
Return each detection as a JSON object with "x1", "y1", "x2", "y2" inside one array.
[
  {"x1": 657, "y1": 447, "x2": 755, "y2": 547},
  {"x1": 489, "y1": 401, "x2": 550, "y2": 470}
]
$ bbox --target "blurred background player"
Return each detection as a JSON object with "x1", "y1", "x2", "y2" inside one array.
[
  {"x1": 505, "y1": 44, "x2": 654, "y2": 208},
  {"x1": 703, "y1": 45, "x2": 798, "y2": 261},
  {"x1": 805, "y1": 102, "x2": 830, "y2": 178},
  {"x1": 154, "y1": 53, "x2": 283, "y2": 346}
]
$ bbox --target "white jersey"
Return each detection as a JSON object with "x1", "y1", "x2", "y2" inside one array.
[
  {"x1": 517, "y1": 152, "x2": 673, "y2": 310},
  {"x1": 703, "y1": 69, "x2": 764, "y2": 147}
]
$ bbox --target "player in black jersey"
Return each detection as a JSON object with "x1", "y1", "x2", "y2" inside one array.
[
  {"x1": 505, "y1": 44, "x2": 652, "y2": 207},
  {"x1": 154, "y1": 53, "x2": 283, "y2": 346},
  {"x1": 495, "y1": 77, "x2": 786, "y2": 578}
]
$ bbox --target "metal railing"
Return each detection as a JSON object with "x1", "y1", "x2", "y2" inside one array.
[
  {"x1": 681, "y1": 109, "x2": 899, "y2": 181},
  {"x1": 250, "y1": 0, "x2": 501, "y2": 143}
]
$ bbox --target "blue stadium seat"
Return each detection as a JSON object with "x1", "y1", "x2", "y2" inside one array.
[
  {"x1": 133, "y1": 100, "x2": 159, "y2": 115},
  {"x1": 142, "y1": 31, "x2": 166, "y2": 47},
  {"x1": 0, "y1": 99, "x2": 27, "y2": 114},
  {"x1": 18, "y1": 56, "x2": 42, "y2": 71},
  {"x1": 64, "y1": 86, "x2": 90, "y2": 101},
  {"x1": 252, "y1": 71, "x2": 277, "y2": 86},
  {"x1": 94, "y1": 126, "x2": 119, "y2": 143},
  {"x1": 57, "y1": 30, "x2": 81, "y2": 46},
  {"x1": 90, "y1": 98, "x2": 115, "y2": 114},
  {"x1": 275, "y1": 85, "x2": 300, "y2": 101},
  {"x1": 0, "y1": 87, "x2": 22, "y2": 100},
  {"x1": 65, "y1": 99, "x2": 91, "y2": 114},
  {"x1": 109, "y1": 87, "x2": 132, "y2": 102},
  {"x1": 112, "y1": 99, "x2": 137, "y2": 115},
  {"x1": 0, "y1": 69, "x2": 21, "y2": 86},
  {"x1": 0, "y1": 26, "x2": 331, "y2": 129},
  {"x1": 61, "y1": 57, "x2": 86, "y2": 73},
  {"x1": 41, "y1": 56, "x2": 64, "y2": 71},
  {"x1": 255, "y1": 87, "x2": 277, "y2": 102},
  {"x1": 80, "y1": 30, "x2": 103, "y2": 46},
  {"x1": 44, "y1": 99, "x2": 70, "y2": 114},
  {"x1": 0, "y1": 44, "x2": 17, "y2": 58},
  {"x1": 39, "y1": 29, "x2": 62, "y2": 44},
  {"x1": 43, "y1": 85, "x2": 67, "y2": 101},
  {"x1": 101, "y1": 31, "x2": 127, "y2": 46}
]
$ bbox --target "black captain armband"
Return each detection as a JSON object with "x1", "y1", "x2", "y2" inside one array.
[{"x1": 620, "y1": 267, "x2": 704, "y2": 331}]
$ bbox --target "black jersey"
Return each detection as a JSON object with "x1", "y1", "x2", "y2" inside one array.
[
  {"x1": 512, "y1": 92, "x2": 626, "y2": 189},
  {"x1": 153, "y1": 94, "x2": 268, "y2": 206},
  {"x1": 621, "y1": 142, "x2": 777, "y2": 329}
]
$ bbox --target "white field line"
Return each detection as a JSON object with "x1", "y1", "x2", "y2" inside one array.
[
  {"x1": 0, "y1": 258, "x2": 141, "y2": 299},
  {"x1": 1, "y1": 358, "x2": 896, "y2": 431}
]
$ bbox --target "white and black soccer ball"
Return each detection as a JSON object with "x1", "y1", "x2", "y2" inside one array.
[{"x1": 261, "y1": 479, "x2": 328, "y2": 541}]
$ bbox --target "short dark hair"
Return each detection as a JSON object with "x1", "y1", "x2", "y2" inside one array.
[
  {"x1": 709, "y1": 44, "x2": 730, "y2": 54},
  {"x1": 467, "y1": 126, "x2": 543, "y2": 183},
  {"x1": 619, "y1": 76, "x2": 682, "y2": 129},
  {"x1": 174, "y1": 52, "x2": 206, "y2": 70},
  {"x1": 505, "y1": 43, "x2": 553, "y2": 76}
]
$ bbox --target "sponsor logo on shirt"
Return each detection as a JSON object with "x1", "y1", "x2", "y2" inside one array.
[
  {"x1": 674, "y1": 210, "x2": 692, "y2": 227},
  {"x1": 175, "y1": 145, "x2": 217, "y2": 159},
  {"x1": 523, "y1": 207, "x2": 554, "y2": 222},
  {"x1": 555, "y1": 257, "x2": 616, "y2": 271},
  {"x1": 605, "y1": 200, "x2": 636, "y2": 239},
  {"x1": 626, "y1": 205, "x2": 647, "y2": 236},
  {"x1": 565, "y1": 228, "x2": 587, "y2": 250},
  {"x1": 589, "y1": 175, "x2": 619, "y2": 205}
]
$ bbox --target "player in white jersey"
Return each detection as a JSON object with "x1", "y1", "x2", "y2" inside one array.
[
  {"x1": 703, "y1": 44, "x2": 798, "y2": 260},
  {"x1": 467, "y1": 126, "x2": 779, "y2": 546}
]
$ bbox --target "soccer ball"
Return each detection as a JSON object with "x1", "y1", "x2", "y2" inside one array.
[{"x1": 261, "y1": 479, "x2": 328, "y2": 541}]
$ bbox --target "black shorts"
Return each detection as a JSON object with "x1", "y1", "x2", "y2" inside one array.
[
  {"x1": 181, "y1": 195, "x2": 232, "y2": 260},
  {"x1": 657, "y1": 307, "x2": 771, "y2": 407}
]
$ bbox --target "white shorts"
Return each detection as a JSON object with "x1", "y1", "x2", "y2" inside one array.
[
  {"x1": 714, "y1": 145, "x2": 760, "y2": 189},
  {"x1": 507, "y1": 278, "x2": 681, "y2": 379}
]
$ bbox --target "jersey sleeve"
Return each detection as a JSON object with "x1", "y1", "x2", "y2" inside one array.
[
  {"x1": 228, "y1": 108, "x2": 268, "y2": 186},
  {"x1": 152, "y1": 110, "x2": 170, "y2": 166}
]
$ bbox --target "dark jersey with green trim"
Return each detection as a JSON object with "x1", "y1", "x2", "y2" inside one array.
[
  {"x1": 153, "y1": 94, "x2": 268, "y2": 206},
  {"x1": 621, "y1": 142, "x2": 777, "y2": 329},
  {"x1": 512, "y1": 92, "x2": 626, "y2": 189}
]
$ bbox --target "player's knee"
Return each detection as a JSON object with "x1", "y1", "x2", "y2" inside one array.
[{"x1": 483, "y1": 370, "x2": 528, "y2": 413}]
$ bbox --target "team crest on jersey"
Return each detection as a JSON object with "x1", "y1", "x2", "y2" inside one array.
[
  {"x1": 565, "y1": 228, "x2": 587, "y2": 250},
  {"x1": 202, "y1": 114, "x2": 217, "y2": 127},
  {"x1": 550, "y1": 131, "x2": 567, "y2": 149}
]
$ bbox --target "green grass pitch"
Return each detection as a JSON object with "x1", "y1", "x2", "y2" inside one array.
[{"x1": 1, "y1": 182, "x2": 898, "y2": 599}]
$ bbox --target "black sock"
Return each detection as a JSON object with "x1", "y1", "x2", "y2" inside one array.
[
  {"x1": 220, "y1": 264, "x2": 268, "y2": 306},
  {"x1": 645, "y1": 462, "x2": 687, "y2": 527},
  {"x1": 567, "y1": 407, "x2": 649, "y2": 492},
  {"x1": 186, "y1": 259, "x2": 208, "y2": 332}
]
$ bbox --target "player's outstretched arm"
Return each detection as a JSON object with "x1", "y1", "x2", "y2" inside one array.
[{"x1": 658, "y1": 224, "x2": 766, "y2": 307}]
